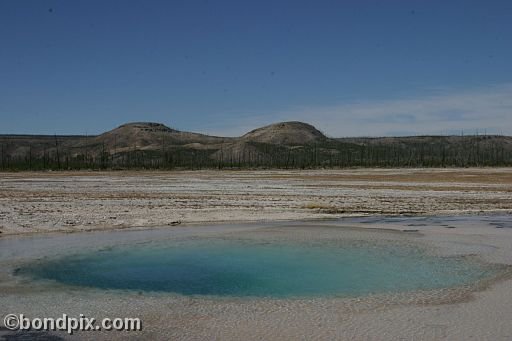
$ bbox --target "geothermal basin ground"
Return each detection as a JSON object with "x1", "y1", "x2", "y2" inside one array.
[{"x1": 1, "y1": 169, "x2": 512, "y2": 340}]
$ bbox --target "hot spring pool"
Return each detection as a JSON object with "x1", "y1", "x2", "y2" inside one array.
[{"x1": 18, "y1": 235, "x2": 496, "y2": 298}]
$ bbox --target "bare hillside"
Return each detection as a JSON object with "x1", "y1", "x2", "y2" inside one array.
[
  {"x1": 242, "y1": 121, "x2": 326, "y2": 145},
  {"x1": 1, "y1": 121, "x2": 512, "y2": 169}
]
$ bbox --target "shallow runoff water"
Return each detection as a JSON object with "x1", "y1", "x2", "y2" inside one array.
[{"x1": 18, "y1": 222, "x2": 499, "y2": 298}]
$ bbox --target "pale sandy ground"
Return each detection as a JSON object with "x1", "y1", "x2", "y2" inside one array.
[
  {"x1": 1, "y1": 169, "x2": 512, "y2": 340},
  {"x1": 1, "y1": 168, "x2": 512, "y2": 235}
]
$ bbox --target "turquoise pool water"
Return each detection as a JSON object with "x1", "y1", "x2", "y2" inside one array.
[{"x1": 19, "y1": 237, "x2": 495, "y2": 298}]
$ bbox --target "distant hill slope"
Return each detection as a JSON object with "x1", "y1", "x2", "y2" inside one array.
[
  {"x1": 242, "y1": 121, "x2": 326, "y2": 145},
  {"x1": 1, "y1": 121, "x2": 511, "y2": 169},
  {"x1": 91, "y1": 122, "x2": 231, "y2": 153}
]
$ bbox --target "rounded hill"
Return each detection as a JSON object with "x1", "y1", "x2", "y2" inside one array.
[{"x1": 242, "y1": 121, "x2": 326, "y2": 145}]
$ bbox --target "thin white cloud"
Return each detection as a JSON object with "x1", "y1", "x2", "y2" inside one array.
[{"x1": 202, "y1": 84, "x2": 512, "y2": 137}]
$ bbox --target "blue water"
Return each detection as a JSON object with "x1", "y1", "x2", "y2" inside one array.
[{"x1": 19, "y1": 237, "x2": 496, "y2": 298}]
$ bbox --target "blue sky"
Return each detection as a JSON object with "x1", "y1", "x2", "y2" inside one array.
[{"x1": 1, "y1": 0, "x2": 511, "y2": 136}]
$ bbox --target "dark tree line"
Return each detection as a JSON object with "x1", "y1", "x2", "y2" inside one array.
[{"x1": 1, "y1": 135, "x2": 511, "y2": 171}]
